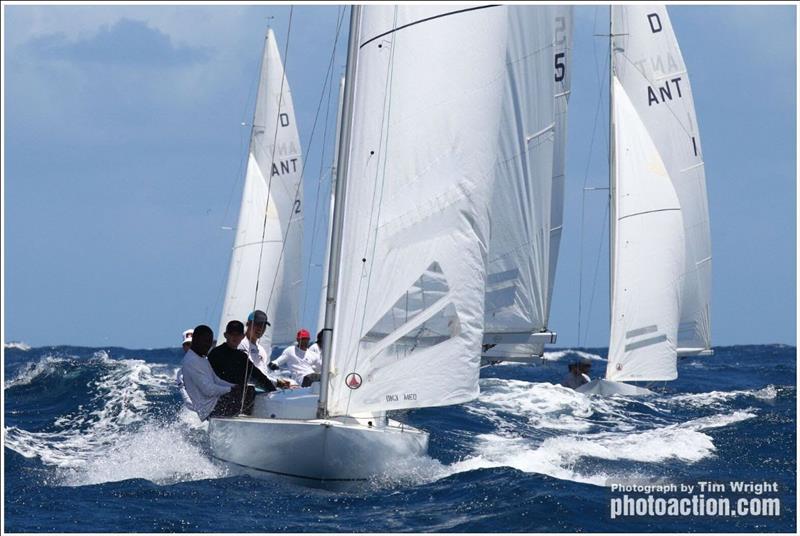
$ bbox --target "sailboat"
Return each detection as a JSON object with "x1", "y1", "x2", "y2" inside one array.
[
  {"x1": 482, "y1": 6, "x2": 572, "y2": 364},
  {"x1": 578, "y1": 5, "x2": 712, "y2": 396},
  {"x1": 217, "y1": 28, "x2": 303, "y2": 352},
  {"x1": 209, "y1": 5, "x2": 565, "y2": 484}
]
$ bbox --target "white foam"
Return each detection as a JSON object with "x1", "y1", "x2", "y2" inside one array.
[
  {"x1": 667, "y1": 386, "x2": 779, "y2": 408},
  {"x1": 5, "y1": 355, "x2": 70, "y2": 389},
  {"x1": 4, "y1": 351, "x2": 223, "y2": 486},
  {"x1": 4, "y1": 341, "x2": 31, "y2": 351}
]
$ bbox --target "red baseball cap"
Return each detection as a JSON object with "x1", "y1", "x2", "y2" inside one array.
[{"x1": 297, "y1": 329, "x2": 311, "y2": 339}]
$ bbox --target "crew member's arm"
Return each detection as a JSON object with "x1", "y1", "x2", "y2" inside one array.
[{"x1": 188, "y1": 360, "x2": 234, "y2": 397}]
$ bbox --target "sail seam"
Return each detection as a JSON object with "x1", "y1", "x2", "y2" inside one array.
[{"x1": 359, "y1": 5, "x2": 499, "y2": 49}]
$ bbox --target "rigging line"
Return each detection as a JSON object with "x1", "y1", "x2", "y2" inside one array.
[
  {"x1": 582, "y1": 197, "x2": 609, "y2": 346},
  {"x1": 264, "y1": 7, "x2": 347, "y2": 324},
  {"x1": 577, "y1": 28, "x2": 609, "y2": 347},
  {"x1": 345, "y1": 6, "x2": 400, "y2": 416},
  {"x1": 301, "y1": 8, "x2": 345, "y2": 328},
  {"x1": 252, "y1": 7, "x2": 295, "y2": 320}
]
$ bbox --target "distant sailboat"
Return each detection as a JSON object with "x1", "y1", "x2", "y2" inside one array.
[
  {"x1": 482, "y1": 6, "x2": 573, "y2": 363},
  {"x1": 209, "y1": 5, "x2": 542, "y2": 485},
  {"x1": 217, "y1": 28, "x2": 303, "y2": 351},
  {"x1": 578, "y1": 5, "x2": 712, "y2": 396}
]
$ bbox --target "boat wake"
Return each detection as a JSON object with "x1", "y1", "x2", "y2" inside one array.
[{"x1": 441, "y1": 377, "x2": 765, "y2": 487}]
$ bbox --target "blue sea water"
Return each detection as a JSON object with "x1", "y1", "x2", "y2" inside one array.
[{"x1": 3, "y1": 343, "x2": 796, "y2": 532}]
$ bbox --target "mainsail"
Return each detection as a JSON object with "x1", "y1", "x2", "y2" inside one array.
[
  {"x1": 219, "y1": 28, "x2": 303, "y2": 348},
  {"x1": 611, "y1": 5, "x2": 712, "y2": 355},
  {"x1": 323, "y1": 6, "x2": 509, "y2": 416},
  {"x1": 482, "y1": 6, "x2": 573, "y2": 360}
]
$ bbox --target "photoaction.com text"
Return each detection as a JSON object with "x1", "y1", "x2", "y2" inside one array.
[{"x1": 609, "y1": 481, "x2": 781, "y2": 519}]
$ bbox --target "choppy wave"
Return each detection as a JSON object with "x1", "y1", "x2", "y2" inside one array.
[
  {"x1": 2, "y1": 349, "x2": 783, "y2": 492},
  {"x1": 444, "y1": 378, "x2": 763, "y2": 487},
  {"x1": 4, "y1": 351, "x2": 224, "y2": 486}
]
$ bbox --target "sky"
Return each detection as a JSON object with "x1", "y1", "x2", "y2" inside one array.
[{"x1": 3, "y1": 4, "x2": 796, "y2": 349}]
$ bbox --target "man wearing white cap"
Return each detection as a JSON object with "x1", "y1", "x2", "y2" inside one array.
[{"x1": 181, "y1": 329, "x2": 193, "y2": 354}]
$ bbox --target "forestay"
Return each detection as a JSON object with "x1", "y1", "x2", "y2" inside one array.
[
  {"x1": 483, "y1": 6, "x2": 572, "y2": 359},
  {"x1": 219, "y1": 29, "x2": 303, "y2": 348},
  {"x1": 612, "y1": 6, "x2": 711, "y2": 353},
  {"x1": 607, "y1": 78, "x2": 684, "y2": 382},
  {"x1": 325, "y1": 6, "x2": 509, "y2": 416}
]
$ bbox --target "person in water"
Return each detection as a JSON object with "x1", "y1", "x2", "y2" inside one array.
[
  {"x1": 270, "y1": 328, "x2": 320, "y2": 387},
  {"x1": 561, "y1": 358, "x2": 591, "y2": 389},
  {"x1": 177, "y1": 325, "x2": 236, "y2": 421}
]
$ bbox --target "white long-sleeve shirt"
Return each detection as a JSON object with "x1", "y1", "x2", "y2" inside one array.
[
  {"x1": 179, "y1": 348, "x2": 234, "y2": 421},
  {"x1": 238, "y1": 338, "x2": 279, "y2": 381},
  {"x1": 273, "y1": 345, "x2": 319, "y2": 385}
]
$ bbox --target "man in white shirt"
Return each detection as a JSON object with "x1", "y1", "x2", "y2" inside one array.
[
  {"x1": 238, "y1": 310, "x2": 289, "y2": 388},
  {"x1": 178, "y1": 325, "x2": 235, "y2": 421},
  {"x1": 270, "y1": 329, "x2": 320, "y2": 387}
]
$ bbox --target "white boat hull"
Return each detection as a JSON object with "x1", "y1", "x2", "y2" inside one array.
[
  {"x1": 208, "y1": 414, "x2": 429, "y2": 486},
  {"x1": 575, "y1": 378, "x2": 653, "y2": 396}
]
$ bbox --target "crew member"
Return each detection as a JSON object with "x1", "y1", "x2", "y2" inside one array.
[
  {"x1": 178, "y1": 325, "x2": 235, "y2": 420},
  {"x1": 270, "y1": 329, "x2": 320, "y2": 387},
  {"x1": 238, "y1": 310, "x2": 289, "y2": 388}
]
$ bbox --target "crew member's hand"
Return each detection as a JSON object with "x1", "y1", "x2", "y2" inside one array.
[{"x1": 277, "y1": 379, "x2": 290, "y2": 389}]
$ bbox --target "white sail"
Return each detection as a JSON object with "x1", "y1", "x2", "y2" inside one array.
[
  {"x1": 607, "y1": 77, "x2": 684, "y2": 382},
  {"x1": 325, "y1": 6, "x2": 509, "y2": 416},
  {"x1": 483, "y1": 7, "x2": 555, "y2": 360},
  {"x1": 549, "y1": 5, "x2": 573, "y2": 317},
  {"x1": 483, "y1": 6, "x2": 573, "y2": 360},
  {"x1": 317, "y1": 77, "x2": 346, "y2": 333},
  {"x1": 612, "y1": 5, "x2": 712, "y2": 353},
  {"x1": 219, "y1": 28, "x2": 303, "y2": 348}
]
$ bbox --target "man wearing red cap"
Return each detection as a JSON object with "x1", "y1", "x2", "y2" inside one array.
[{"x1": 269, "y1": 328, "x2": 320, "y2": 387}]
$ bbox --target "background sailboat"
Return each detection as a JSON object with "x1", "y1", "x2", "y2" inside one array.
[
  {"x1": 579, "y1": 5, "x2": 712, "y2": 395},
  {"x1": 218, "y1": 28, "x2": 304, "y2": 350},
  {"x1": 482, "y1": 6, "x2": 573, "y2": 364}
]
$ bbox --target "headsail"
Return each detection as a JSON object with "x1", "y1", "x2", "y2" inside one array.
[
  {"x1": 219, "y1": 29, "x2": 303, "y2": 349},
  {"x1": 482, "y1": 6, "x2": 572, "y2": 361},
  {"x1": 324, "y1": 6, "x2": 509, "y2": 416},
  {"x1": 611, "y1": 5, "x2": 712, "y2": 354},
  {"x1": 607, "y1": 78, "x2": 684, "y2": 382}
]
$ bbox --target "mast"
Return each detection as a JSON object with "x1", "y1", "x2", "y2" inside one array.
[
  {"x1": 608, "y1": 6, "x2": 616, "y2": 327},
  {"x1": 317, "y1": 6, "x2": 361, "y2": 418}
]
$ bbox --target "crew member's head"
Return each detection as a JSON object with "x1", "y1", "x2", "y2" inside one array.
[
  {"x1": 245, "y1": 310, "x2": 270, "y2": 341},
  {"x1": 224, "y1": 320, "x2": 246, "y2": 349},
  {"x1": 296, "y1": 328, "x2": 311, "y2": 350},
  {"x1": 181, "y1": 329, "x2": 193, "y2": 353},
  {"x1": 191, "y1": 325, "x2": 214, "y2": 357}
]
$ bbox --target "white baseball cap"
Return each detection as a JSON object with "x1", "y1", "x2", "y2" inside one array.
[{"x1": 182, "y1": 329, "x2": 193, "y2": 345}]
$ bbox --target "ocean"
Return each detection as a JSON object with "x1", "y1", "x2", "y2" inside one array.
[{"x1": 3, "y1": 343, "x2": 796, "y2": 532}]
